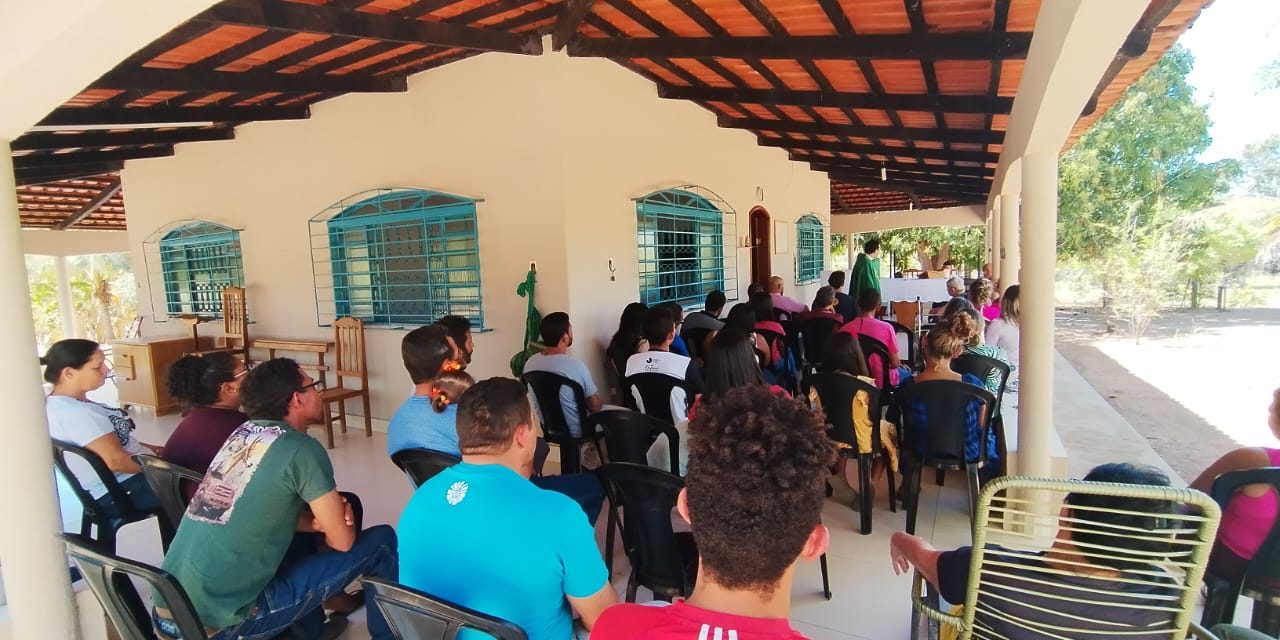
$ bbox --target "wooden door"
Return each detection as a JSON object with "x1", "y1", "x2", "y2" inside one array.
[{"x1": 750, "y1": 207, "x2": 771, "y2": 286}]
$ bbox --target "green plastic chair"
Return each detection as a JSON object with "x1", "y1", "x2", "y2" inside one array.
[{"x1": 910, "y1": 475, "x2": 1223, "y2": 640}]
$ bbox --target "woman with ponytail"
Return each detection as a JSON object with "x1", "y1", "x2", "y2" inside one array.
[
  {"x1": 429, "y1": 369, "x2": 475, "y2": 414},
  {"x1": 43, "y1": 338, "x2": 161, "y2": 517},
  {"x1": 162, "y1": 352, "x2": 250, "y2": 477}
]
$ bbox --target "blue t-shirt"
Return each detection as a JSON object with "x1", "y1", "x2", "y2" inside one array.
[
  {"x1": 387, "y1": 396, "x2": 460, "y2": 456},
  {"x1": 523, "y1": 353, "x2": 599, "y2": 438},
  {"x1": 398, "y1": 463, "x2": 608, "y2": 640}
]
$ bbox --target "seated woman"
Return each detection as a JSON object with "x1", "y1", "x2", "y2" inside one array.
[
  {"x1": 839, "y1": 287, "x2": 911, "y2": 390},
  {"x1": 750, "y1": 292, "x2": 794, "y2": 385},
  {"x1": 968, "y1": 278, "x2": 996, "y2": 321},
  {"x1": 43, "y1": 339, "x2": 161, "y2": 517},
  {"x1": 896, "y1": 313, "x2": 997, "y2": 474},
  {"x1": 723, "y1": 303, "x2": 771, "y2": 367},
  {"x1": 950, "y1": 307, "x2": 1012, "y2": 396},
  {"x1": 606, "y1": 302, "x2": 649, "y2": 391},
  {"x1": 163, "y1": 352, "x2": 250, "y2": 478},
  {"x1": 984, "y1": 284, "x2": 1021, "y2": 390},
  {"x1": 796, "y1": 286, "x2": 844, "y2": 323},
  {"x1": 809, "y1": 332, "x2": 899, "y2": 509},
  {"x1": 1190, "y1": 386, "x2": 1280, "y2": 585}
]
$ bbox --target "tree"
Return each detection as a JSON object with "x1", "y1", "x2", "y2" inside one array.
[{"x1": 1241, "y1": 135, "x2": 1280, "y2": 198}]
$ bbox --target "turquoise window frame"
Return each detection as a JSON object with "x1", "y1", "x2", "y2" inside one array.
[
  {"x1": 795, "y1": 214, "x2": 824, "y2": 285},
  {"x1": 157, "y1": 221, "x2": 244, "y2": 317},
  {"x1": 324, "y1": 189, "x2": 483, "y2": 328},
  {"x1": 636, "y1": 189, "x2": 725, "y2": 307}
]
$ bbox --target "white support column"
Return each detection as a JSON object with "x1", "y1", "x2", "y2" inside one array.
[
  {"x1": 1000, "y1": 193, "x2": 1021, "y2": 284},
  {"x1": 990, "y1": 203, "x2": 1002, "y2": 282},
  {"x1": 1016, "y1": 152, "x2": 1059, "y2": 479},
  {"x1": 55, "y1": 255, "x2": 79, "y2": 338},
  {"x1": 0, "y1": 143, "x2": 79, "y2": 639}
]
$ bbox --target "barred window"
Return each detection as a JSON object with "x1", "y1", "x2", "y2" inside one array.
[
  {"x1": 155, "y1": 221, "x2": 244, "y2": 317},
  {"x1": 795, "y1": 214, "x2": 824, "y2": 285},
  {"x1": 310, "y1": 189, "x2": 483, "y2": 328},
  {"x1": 637, "y1": 189, "x2": 726, "y2": 307}
]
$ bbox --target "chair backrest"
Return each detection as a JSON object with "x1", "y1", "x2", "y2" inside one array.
[
  {"x1": 626, "y1": 372, "x2": 689, "y2": 425},
  {"x1": 755, "y1": 327, "x2": 792, "y2": 370},
  {"x1": 51, "y1": 439, "x2": 141, "y2": 530},
  {"x1": 362, "y1": 577, "x2": 528, "y2": 640},
  {"x1": 589, "y1": 410, "x2": 679, "y2": 471},
  {"x1": 62, "y1": 533, "x2": 209, "y2": 640},
  {"x1": 390, "y1": 448, "x2": 462, "y2": 488},
  {"x1": 522, "y1": 370, "x2": 587, "y2": 444},
  {"x1": 332, "y1": 316, "x2": 368, "y2": 382},
  {"x1": 1210, "y1": 468, "x2": 1280, "y2": 593},
  {"x1": 808, "y1": 372, "x2": 880, "y2": 451},
  {"x1": 221, "y1": 286, "x2": 248, "y2": 344},
  {"x1": 887, "y1": 320, "x2": 917, "y2": 369},
  {"x1": 890, "y1": 300, "x2": 921, "y2": 330},
  {"x1": 800, "y1": 317, "x2": 841, "y2": 366},
  {"x1": 912, "y1": 476, "x2": 1221, "y2": 640},
  {"x1": 133, "y1": 454, "x2": 203, "y2": 533},
  {"x1": 680, "y1": 327, "x2": 713, "y2": 362},
  {"x1": 855, "y1": 334, "x2": 893, "y2": 392},
  {"x1": 895, "y1": 380, "x2": 995, "y2": 468},
  {"x1": 596, "y1": 463, "x2": 694, "y2": 598},
  {"x1": 952, "y1": 352, "x2": 1011, "y2": 417}
]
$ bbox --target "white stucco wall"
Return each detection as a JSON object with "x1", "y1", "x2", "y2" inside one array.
[
  {"x1": 21, "y1": 229, "x2": 129, "y2": 256},
  {"x1": 120, "y1": 44, "x2": 830, "y2": 422}
]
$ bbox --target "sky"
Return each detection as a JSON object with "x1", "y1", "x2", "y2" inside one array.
[{"x1": 1180, "y1": 0, "x2": 1280, "y2": 162}]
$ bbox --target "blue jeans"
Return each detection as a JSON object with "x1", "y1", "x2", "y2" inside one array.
[
  {"x1": 96, "y1": 473, "x2": 161, "y2": 519},
  {"x1": 209, "y1": 524, "x2": 399, "y2": 640},
  {"x1": 532, "y1": 474, "x2": 605, "y2": 525}
]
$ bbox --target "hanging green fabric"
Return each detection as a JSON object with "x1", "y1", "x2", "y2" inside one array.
[{"x1": 509, "y1": 268, "x2": 545, "y2": 377}]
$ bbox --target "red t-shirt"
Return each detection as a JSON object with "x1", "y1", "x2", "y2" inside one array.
[{"x1": 590, "y1": 601, "x2": 808, "y2": 640}]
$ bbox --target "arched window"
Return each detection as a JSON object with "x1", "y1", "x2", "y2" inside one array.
[
  {"x1": 795, "y1": 214, "x2": 824, "y2": 285},
  {"x1": 636, "y1": 188, "x2": 731, "y2": 307},
  {"x1": 310, "y1": 189, "x2": 483, "y2": 327},
  {"x1": 150, "y1": 220, "x2": 244, "y2": 317}
]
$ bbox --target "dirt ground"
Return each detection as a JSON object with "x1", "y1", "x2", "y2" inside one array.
[{"x1": 1055, "y1": 306, "x2": 1280, "y2": 481}]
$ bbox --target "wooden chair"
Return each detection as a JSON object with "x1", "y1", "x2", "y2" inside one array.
[
  {"x1": 319, "y1": 317, "x2": 371, "y2": 449},
  {"x1": 187, "y1": 287, "x2": 249, "y2": 361},
  {"x1": 890, "y1": 299, "x2": 922, "y2": 333}
]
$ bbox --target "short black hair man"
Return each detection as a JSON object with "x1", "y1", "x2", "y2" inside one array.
[{"x1": 435, "y1": 314, "x2": 473, "y2": 365}]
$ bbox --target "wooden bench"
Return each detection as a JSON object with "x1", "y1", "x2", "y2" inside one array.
[{"x1": 250, "y1": 338, "x2": 334, "y2": 387}]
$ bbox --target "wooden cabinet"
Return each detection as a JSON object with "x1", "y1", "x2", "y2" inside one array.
[{"x1": 110, "y1": 336, "x2": 211, "y2": 415}]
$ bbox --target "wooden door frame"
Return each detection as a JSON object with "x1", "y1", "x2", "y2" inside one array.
[{"x1": 749, "y1": 206, "x2": 771, "y2": 287}]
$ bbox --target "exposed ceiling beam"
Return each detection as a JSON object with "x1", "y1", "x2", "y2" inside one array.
[
  {"x1": 13, "y1": 127, "x2": 234, "y2": 151},
  {"x1": 566, "y1": 32, "x2": 1032, "y2": 60},
  {"x1": 759, "y1": 137, "x2": 998, "y2": 164},
  {"x1": 791, "y1": 154, "x2": 995, "y2": 179},
  {"x1": 718, "y1": 116, "x2": 1003, "y2": 145},
  {"x1": 54, "y1": 177, "x2": 122, "y2": 230},
  {"x1": 14, "y1": 162, "x2": 124, "y2": 186},
  {"x1": 36, "y1": 105, "x2": 311, "y2": 128},
  {"x1": 196, "y1": 0, "x2": 543, "y2": 55},
  {"x1": 552, "y1": 0, "x2": 596, "y2": 51},
  {"x1": 824, "y1": 172, "x2": 991, "y2": 199},
  {"x1": 662, "y1": 85, "x2": 1011, "y2": 114},
  {"x1": 1081, "y1": 0, "x2": 1183, "y2": 115},
  {"x1": 13, "y1": 147, "x2": 175, "y2": 170},
  {"x1": 93, "y1": 66, "x2": 406, "y2": 94}
]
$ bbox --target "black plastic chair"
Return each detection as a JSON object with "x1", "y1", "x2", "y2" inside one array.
[
  {"x1": 362, "y1": 577, "x2": 528, "y2": 640},
  {"x1": 856, "y1": 334, "x2": 895, "y2": 398},
  {"x1": 800, "y1": 316, "x2": 841, "y2": 368},
  {"x1": 62, "y1": 532, "x2": 209, "y2": 640},
  {"x1": 596, "y1": 463, "x2": 697, "y2": 602},
  {"x1": 391, "y1": 448, "x2": 462, "y2": 488},
  {"x1": 1202, "y1": 468, "x2": 1280, "y2": 635},
  {"x1": 522, "y1": 370, "x2": 590, "y2": 474},
  {"x1": 625, "y1": 372, "x2": 690, "y2": 425},
  {"x1": 52, "y1": 440, "x2": 160, "y2": 553},
  {"x1": 888, "y1": 320, "x2": 919, "y2": 370},
  {"x1": 680, "y1": 327, "x2": 713, "y2": 363},
  {"x1": 952, "y1": 352, "x2": 1012, "y2": 474},
  {"x1": 757, "y1": 327, "x2": 799, "y2": 393},
  {"x1": 894, "y1": 380, "x2": 996, "y2": 534},
  {"x1": 133, "y1": 454, "x2": 202, "y2": 551},
  {"x1": 808, "y1": 372, "x2": 896, "y2": 535}
]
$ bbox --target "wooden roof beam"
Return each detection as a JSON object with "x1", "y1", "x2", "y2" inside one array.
[
  {"x1": 13, "y1": 147, "x2": 175, "y2": 171},
  {"x1": 13, "y1": 127, "x2": 234, "y2": 151},
  {"x1": 718, "y1": 116, "x2": 1003, "y2": 145},
  {"x1": 566, "y1": 32, "x2": 1032, "y2": 60},
  {"x1": 54, "y1": 177, "x2": 122, "y2": 230},
  {"x1": 824, "y1": 172, "x2": 991, "y2": 200},
  {"x1": 197, "y1": 0, "x2": 543, "y2": 55},
  {"x1": 37, "y1": 105, "x2": 311, "y2": 128},
  {"x1": 760, "y1": 137, "x2": 998, "y2": 164},
  {"x1": 93, "y1": 66, "x2": 406, "y2": 94},
  {"x1": 664, "y1": 86, "x2": 1012, "y2": 114},
  {"x1": 792, "y1": 153, "x2": 994, "y2": 178},
  {"x1": 14, "y1": 162, "x2": 124, "y2": 186},
  {"x1": 552, "y1": 0, "x2": 596, "y2": 51}
]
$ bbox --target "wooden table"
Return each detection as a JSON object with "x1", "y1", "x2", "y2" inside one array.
[{"x1": 250, "y1": 338, "x2": 334, "y2": 386}]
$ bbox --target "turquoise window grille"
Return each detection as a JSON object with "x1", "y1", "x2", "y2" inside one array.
[
  {"x1": 310, "y1": 189, "x2": 483, "y2": 328},
  {"x1": 155, "y1": 221, "x2": 244, "y2": 317},
  {"x1": 636, "y1": 188, "x2": 727, "y2": 307},
  {"x1": 795, "y1": 214, "x2": 825, "y2": 284}
]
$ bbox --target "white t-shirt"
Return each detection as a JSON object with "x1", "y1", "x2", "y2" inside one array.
[
  {"x1": 985, "y1": 318, "x2": 1021, "y2": 368},
  {"x1": 46, "y1": 395, "x2": 145, "y2": 498},
  {"x1": 624, "y1": 350, "x2": 698, "y2": 423},
  {"x1": 523, "y1": 353, "x2": 599, "y2": 438}
]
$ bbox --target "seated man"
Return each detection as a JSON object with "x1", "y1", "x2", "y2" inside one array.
[
  {"x1": 591, "y1": 385, "x2": 836, "y2": 639},
  {"x1": 889, "y1": 463, "x2": 1180, "y2": 640},
  {"x1": 625, "y1": 307, "x2": 703, "y2": 423},
  {"x1": 523, "y1": 311, "x2": 603, "y2": 439},
  {"x1": 681, "y1": 290, "x2": 726, "y2": 334},
  {"x1": 768, "y1": 274, "x2": 808, "y2": 317},
  {"x1": 398, "y1": 378, "x2": 617, "y2": 640},
  {"x1": 829, "y1": 270, "x2": 858, "y2": 322},
  {"x1": 840, "y1": 287, "x2": 911, "y2": 388},
  {"x1": 435, "y1": 314, "x2": 474, "y2": 366},
  {"x1": 930, "y1": 275, "x2": 968, "y2": 318},
  {"x1": 158, "y1": 358, "x2": 397, "y2": 640},
  {"x1": 387, "y1": 324, "x2": 461, "y2": 456}
]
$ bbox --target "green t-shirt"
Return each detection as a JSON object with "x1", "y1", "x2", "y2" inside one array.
[
  {"x1": 851, "y1": 253, "x2": 881, "y2": 302},
  {"x1": 159, "y1": 419, "x2": 336, "y2": 628}
]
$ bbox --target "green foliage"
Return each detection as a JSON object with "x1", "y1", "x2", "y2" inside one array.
[
  {"x1": 25, "y1": 253, "x2": 138, "y2": 354},
  {"x1": 1102, "y1": 234, "x2": 1183, "y2": 343},
  {"x1": 853, "y1": 226, "x2": 985, "y2": 275},
  {"x1": 1177, "y1": 215, "x2": 1265, "y2": 286},
  {"x1": 1241, "y1": 134, "x2": 1280, "y2": 198}
]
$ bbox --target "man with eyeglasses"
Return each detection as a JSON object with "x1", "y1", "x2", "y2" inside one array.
[{"x1": 158, "y1": 358, "x2": 398, "y2": 640}]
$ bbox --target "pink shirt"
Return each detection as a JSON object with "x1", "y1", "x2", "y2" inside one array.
[
  {"x1": 591, "y1": 600, "x2": 809, "y2": 640},
  {"x1": 1220, "y1": 447, "x2": 1280, "y2": 559},
  {"x1": 839, "y1": 316, "x2": 901, "y2": 386},
  {"x1": 770, "y1": 292, "x2": 807, "y2": 315},
  {"x1": 982, "y1": 303, "x2": 1001, "y2": 321}
]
